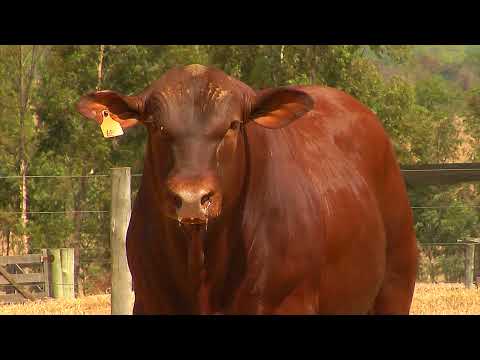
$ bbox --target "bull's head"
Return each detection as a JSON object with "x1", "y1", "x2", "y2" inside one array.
[{"x1": 76, "y1": 65, "x2": 313, "y2": 225}]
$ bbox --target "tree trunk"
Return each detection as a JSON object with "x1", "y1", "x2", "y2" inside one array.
[
  {"x1": 5, "y1": 230, "x2": 11, "y2": 256},
  {"x1": 69, "y1": 44, "x2": 107, "y2": 297},
  {"x1": 18, "y1": 45, "x2": 30, "y2": 255},
  {"x1": 96, "y1": 45, "x2": 117, "y2": 149},
  {"x1": 65, "y1": 169, "x2": 87, "y2": 297},
  {"x1": 71, "y1": 171, "x2": 87, "y2": 297},
  {"x1": 425, "y1": 248, "x2": 437, "y2": 283},
  {"x1": 6, "y1": 231, "x2": 11, "y2": 256},
  {"x1": 19, "y1": 161, "x2": 29, "y2": 254},
  {"x1": 0, "y1": 230, "x2": 5, "y2": 256},
  {"x1": 17, "y1": 45, "x2": 43, "y2": 255},
  {"x1": 96, "y1": 45, "x2": 105, "y2": 91},
  {"x1": 309, "y1": 45, "x2": 317, "y2": 85},
  {"x1": 77, "y1": 259, "x2": 85, "y2": 298}
]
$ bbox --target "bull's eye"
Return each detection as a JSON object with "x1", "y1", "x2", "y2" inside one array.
[
  {"x1": 229, "y1": 121, "x2": 241, "y2": 131},
  {"x1": 157, "y1": 124, "x2": 171, "y2": 139},
  {"x1": 158, "y1": 125, "x2": 168, "y2": 136},
  {"x1": 149, "y1": 122, "x2": 167, "y2": 137},
  {"x1": 145, "y1": 115, "x2": 170, "y2": 139}
]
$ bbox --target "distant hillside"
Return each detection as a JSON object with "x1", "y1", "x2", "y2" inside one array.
[
  {"x1": 414, "y1": 46, "x2": 469, "y2": 64},
  {"x1": 394, "y1": 46, "x2": 480, "y2": 91}
]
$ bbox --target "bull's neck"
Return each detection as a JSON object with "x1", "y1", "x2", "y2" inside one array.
[
  {"x1": 139, "y1": 130, "x2": 250, "y2": 314},
  {"x1": 172, "y1": 212, "x2": 244, "y2": 313},
  {"x1": 180, "y1": 224, "x2": 211, "y2": 313}
]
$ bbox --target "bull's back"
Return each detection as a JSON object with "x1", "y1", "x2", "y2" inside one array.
[
  {"x1": 288, "y1": 85, "x2": 409, "y2": 224},
  {"x1": 240, "y1": 86, "x2": 412, "y2": 313}
]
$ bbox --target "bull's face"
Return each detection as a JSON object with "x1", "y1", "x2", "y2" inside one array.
[{"x1": 76, "y1": 65, "x2": 313, "y2": 225}]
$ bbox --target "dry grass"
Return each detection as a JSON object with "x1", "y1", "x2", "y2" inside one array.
[
  {"x1": 0, "y1": 283, "x2": 479, "y2": 315},
  {"x1": 410, "y1": 283, "x2": 480, "y2": 315},
  {"x1": 0, "y1": 294, "x2": 111, "y2": 315}
]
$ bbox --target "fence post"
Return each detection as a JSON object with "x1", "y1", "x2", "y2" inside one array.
[
  {"x1": 60, "y1": 248, "x2": 75, "y2": 299},
  {"x1": 110, "y1": 167, "x2": 134, "y2": 315},
  {"x1": 465, "y1": 244, "x2": 475, "y2": 289},
  {"x1": 48, "y1": 248, "x2": 63, "y2": 298}
]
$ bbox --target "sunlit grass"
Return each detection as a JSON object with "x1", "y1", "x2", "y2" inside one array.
[
  {"x1": 0, "y1": 294, "x2": 110, "y2": 315},
  {"x1": 0, "y1": 283, "x2": 478, "y2": 315},
  {"x1": 410, "y1": 283, "x2": 480, "y2": 315}
]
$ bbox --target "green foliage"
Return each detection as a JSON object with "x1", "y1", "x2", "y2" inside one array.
[
  {"x1": 1, "y1": 44, "x2": 480, "y2": 287},
  {"x1": 414, "y1": 46, "x2": 468, "y2": 65}
]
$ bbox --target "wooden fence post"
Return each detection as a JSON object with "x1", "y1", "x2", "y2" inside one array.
[
  {"x1": 48, "y1": 248, "x2": 63, "y2": 298},
  {"x1": 110, "y1": 167, "x2": 134, "y2": 315},
  {"x1": 465, "y1": 244, "x2": 475, "y2": 289},
  {"x1": 61, "y1": 248, "x2": 75, "y2": 299}
]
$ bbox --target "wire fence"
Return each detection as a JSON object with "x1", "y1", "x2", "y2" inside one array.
[
  {"x1": 417, "y1": 243, "x2": 479, "y2": 284},
  {"x1": 402, "y1": 168, "x2": 480, "y2": 172},
  {"x1": 0, "y1": 172, "x2": 479, "y2": 292},
  {"x1": 1, "y1": 173, "x2": 480, "y2": 214}
]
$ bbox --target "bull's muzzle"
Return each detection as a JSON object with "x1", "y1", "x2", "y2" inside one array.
[
  {"x1": 176, "y1": 189, "x2": 212, "y2": 221},
  {"x1": 169, "y1": 187, "x2": 221, "y2": 224},
  {"x1": 166, "y1": 174, "x2": 222, "y2": 224}
]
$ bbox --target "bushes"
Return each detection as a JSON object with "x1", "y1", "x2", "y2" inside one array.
[{"x1": 418, "y1": 245, "x2": 468, "y2": 283}]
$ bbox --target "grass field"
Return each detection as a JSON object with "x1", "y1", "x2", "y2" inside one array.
[{"x1": 0, "y1": 283, "x2": 478, "y2": 315}]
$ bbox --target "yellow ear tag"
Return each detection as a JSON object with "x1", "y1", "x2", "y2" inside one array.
[{"x1": 100, "y1": 110, "x2": 124, "y2": 138}]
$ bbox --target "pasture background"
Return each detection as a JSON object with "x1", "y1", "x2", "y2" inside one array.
[{"x1": 1, "y1": 45, "x2": 480, "y2": 298}]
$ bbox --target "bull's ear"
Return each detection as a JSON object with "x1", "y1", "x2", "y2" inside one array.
[
  {"x1": 248, "y1": 88, "x2": 314, "y2": 129},
  {"x1": 76, "y1": 90, "x2": 143, "y2": 129}
]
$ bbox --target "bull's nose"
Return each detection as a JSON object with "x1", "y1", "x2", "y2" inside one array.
[
  {"x1": 170, "y1": 188, "x2": 215, "y2": 221},
  {"x1": 173, "y1": 189, "x2": 215, "y2": 209}
]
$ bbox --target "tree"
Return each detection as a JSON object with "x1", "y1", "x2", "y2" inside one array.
[
  {"x1": 1, "y1": 44, "x2": 477, "y2": 287},
  {"x1": 0, "y1": 45, "x2": 48, "y2": 254}
]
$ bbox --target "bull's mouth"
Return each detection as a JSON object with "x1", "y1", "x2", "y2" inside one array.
[{"x1": 178, "y1": 217, "x2": 207, "y2": 225}]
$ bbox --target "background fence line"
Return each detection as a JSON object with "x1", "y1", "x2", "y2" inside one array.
[
  {"x1": 0, "y1": 174, "x2": 144, "y2": 179},
  {"x1": 0, "y1": 210, "x2": 108, "y2": 214},
  {"x1": 1, "y1": 170, "x2": 479, "y2": 303}
]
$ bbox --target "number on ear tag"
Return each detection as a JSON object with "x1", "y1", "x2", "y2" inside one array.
[{"x1": 100, "y1": 110, "x2": 124, "y2": 138}]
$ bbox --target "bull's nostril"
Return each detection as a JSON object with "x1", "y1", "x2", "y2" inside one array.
[
  {"x1": 201, "y1": 191, "x2": 214, "y2": 205},
  {"x1": 173, "y1": 194, "x2": 183, "y2": 209}
]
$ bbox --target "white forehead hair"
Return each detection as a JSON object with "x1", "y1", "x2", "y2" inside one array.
[{"x1": 185, "y1": 64, "x2": 208, "y2": 77}]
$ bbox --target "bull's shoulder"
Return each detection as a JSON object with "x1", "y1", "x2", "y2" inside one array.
[
  {"x1": 276, "y1": 86, "x2": 384, "y2": 140},
  {"x1": 285, "y1": 86, "x2": 394, "y2": 186},
  {"x1": 255, "y1": 85, "x2": 392, "y2": 167}
]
